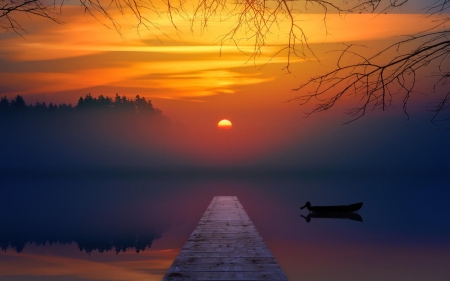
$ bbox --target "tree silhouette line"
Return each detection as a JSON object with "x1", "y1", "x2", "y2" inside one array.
[
  {"x1": 0, "y1": 93, "x2": 162, "y2": 116},
  {"x1": 0, "y1": 231, "x2": 161, "y2": 254}
]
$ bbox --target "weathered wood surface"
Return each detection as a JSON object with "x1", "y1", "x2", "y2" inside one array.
[{"x1": 163, "y1": 196, "x2": 289, "y2": 281}]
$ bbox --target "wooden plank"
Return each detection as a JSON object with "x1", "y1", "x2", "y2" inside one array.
[{"x1": 163, "y1": 196, "x2": 289, "y2": 281}]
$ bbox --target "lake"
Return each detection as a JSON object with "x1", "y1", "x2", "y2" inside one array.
[{"x1": 1, "y1": 173, "x2": 449, "y2": 281}]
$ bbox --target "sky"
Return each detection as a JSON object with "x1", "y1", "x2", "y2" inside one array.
[
  {"x1": 0, "y1": 1, "x2": 449, "y2": 173},
  {"x1": 1, "y1": 3, "x2": 449, "y2": 280}
]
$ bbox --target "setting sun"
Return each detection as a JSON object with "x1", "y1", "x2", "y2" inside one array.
[{"x1": 218, "y1": 119, "x2": 232, "y2": 129}]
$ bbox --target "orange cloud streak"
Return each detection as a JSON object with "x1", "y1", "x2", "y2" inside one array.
[{"x1": 0, "y1": 8, "x2": 446, "y2": 101}]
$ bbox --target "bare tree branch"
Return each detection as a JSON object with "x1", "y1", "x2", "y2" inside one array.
[
  {"x1": 290, "y1": 1, "x2": 450, "y2": 126},
  {"x1": 0, "y1": 0, "x2": 62, "y2": 34}
]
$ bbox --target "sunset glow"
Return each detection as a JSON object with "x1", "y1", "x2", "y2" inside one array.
[{"x1": 218, "y1": 119, "x2": 232, "y2": 129}]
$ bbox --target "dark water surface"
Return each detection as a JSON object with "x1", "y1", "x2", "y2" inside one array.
[{"x1": 1, "y1": 174, "x2": 449, "y2": 281}]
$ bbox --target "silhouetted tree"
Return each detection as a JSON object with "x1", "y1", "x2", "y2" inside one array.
[
  {"x1": 0, "y1": 96, "x2": 9, "y2": 112},
  {"x1": 114, "y1": 94, "x2": 135, "y2": 112},
  {"x1": 97, "y1": 95, "x2": 112, "y2": 108},
  {"x1": 83, "y1": 93, "x2": 95, "y2": 108},
  {"x1": 77, "y1": 96, "x2": 84, "y2": 107},
  {"x1": 33, "y1": 101, "x2": 47, "y2": 110},
  {"x1": 30, "y1": 102, "x2": 48, "y2": 115},
  {"x1": 135, "y1": 95, "x2": 156, "y2": 114},
  {"x1": 10, "y1": 95, "x2": 27, "y2": 112},
  {"x1": 58, "y1": 103, "x2": 73, "y2": 111},
  {"x1": 48, "y1": 102, "x2": 57, "y2": 112},
  {"x1": 76, "y1": 93, "x2": 110, "y2": 110}
]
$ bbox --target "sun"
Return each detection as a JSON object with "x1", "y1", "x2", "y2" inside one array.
[{"x1": 218, "y1": 119, "x2": 232, "y2": 130}]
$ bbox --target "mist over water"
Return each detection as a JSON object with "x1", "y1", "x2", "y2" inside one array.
[{"x1": 2, "y1": 101, "x2": 449, "y2": 177}]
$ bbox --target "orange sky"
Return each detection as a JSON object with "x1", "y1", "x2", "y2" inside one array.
[
  {"x1": 1, "y1": 8, "x2": 445, "y2": 102},
  {"x1": 0, "y1": 6, "x2": 448, "y2": 167}
]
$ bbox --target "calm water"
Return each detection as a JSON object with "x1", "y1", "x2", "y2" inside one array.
[{"x1": 1, "y1": 174, "x2": 449, "y2": 281}]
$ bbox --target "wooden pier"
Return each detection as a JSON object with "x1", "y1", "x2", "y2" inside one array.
[{"x1": 163, "y1": 196, "x2": 288, "y2": 281}]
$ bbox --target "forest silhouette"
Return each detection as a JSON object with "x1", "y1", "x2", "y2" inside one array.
[
  {"x1": 0, "y1": 93, "x2": 175, "y2": 172},
  {"x1": 0, "y1": 94, "x2": 162, "y2": 116}
]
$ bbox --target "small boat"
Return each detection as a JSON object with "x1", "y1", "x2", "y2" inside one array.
[
  {"x1": 300, "y1": 201, "x2": 362, "y2": 213},
  {"x1": 301, "y1": 213, "x2": 363, "y2": 223}
]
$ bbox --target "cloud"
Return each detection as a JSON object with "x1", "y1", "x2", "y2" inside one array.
[{"x1": 2, "y1": 6, "x2": 443, "y2": 101}]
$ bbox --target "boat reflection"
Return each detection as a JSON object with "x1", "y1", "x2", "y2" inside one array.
[
  {"x1": 300, "y1": 201, "x2": 363, "y2": 223},
  {"x1": 301, "y1": 212, "x2": 363, "y2": 223}
]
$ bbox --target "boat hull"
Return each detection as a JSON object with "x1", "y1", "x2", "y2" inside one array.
[{"x1": 308, "y1": 202, "x2": 363, "y2": 213}]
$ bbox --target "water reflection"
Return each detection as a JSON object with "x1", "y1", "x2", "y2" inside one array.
[
  {"x1": 0, "y1": 175, "x2": 449, "y2": 281},
  {"x1": 299, "y1": 201, "x2": 363, "y2": 222},
  {"x1": 301, "y1": 212, "x2": 363, "y2": 223},
  {"x1": 0, "y1": 230, "x2": 162, "y2": 254},
  {"x1": 0, "y1": 179, "x2": 173, "y2": 254}
]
